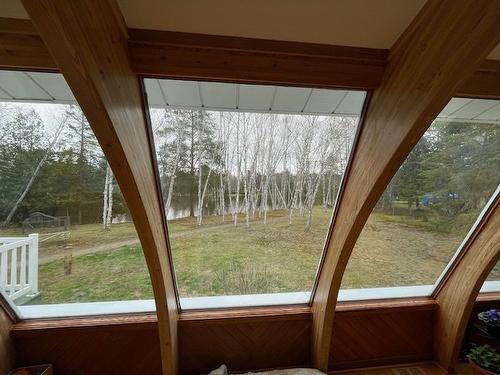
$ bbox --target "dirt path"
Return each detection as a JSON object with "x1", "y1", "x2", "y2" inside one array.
[{"x1": 38, "y1": 215, "x2": 291, "y2": 264}]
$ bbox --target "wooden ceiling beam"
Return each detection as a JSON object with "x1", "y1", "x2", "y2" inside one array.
[
  {"x1": 18, "y1": 2, "x2": 178, "y2": 374},
  {"x1": 310, "y1": 0, "x2": 500, "y2": 371},
  {"x1": 0, "y1": 17, "x2": 58, "y2": 71},
  {"x1": 127, "y1": 29, "x2": 387, "y2": 89},
  {"x1": 434, "y1": 195, "x2": 500, "y2": 371},
  {"x1": 456, "y1": 60, "x2": 500, "y2": 99},
  {"x1": 0, "y1": 17, "x2": 387, "y2": 89},
  {"x1": 2, "y1": 17, "x2": 500, "y2": 97}
]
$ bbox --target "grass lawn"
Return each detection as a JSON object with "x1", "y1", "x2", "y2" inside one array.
[
  {"x1": 19, "y1": 206, "x2": 484, "y2": 305},
  {"x1": 35, "y1": 246, "x2": 153, "y2": 304}
]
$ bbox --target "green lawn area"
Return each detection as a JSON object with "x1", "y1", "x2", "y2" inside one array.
[
  {"x1": 36, "y1": 246, "x2": 153, "y2": 303},
  {"x1": 15, "y1": 206, "x2": 479, "y2": 305}
]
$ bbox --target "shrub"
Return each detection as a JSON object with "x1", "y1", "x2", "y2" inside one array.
[
  {"x1": 213, "y1": 262, "x2": 277, "y2": 295},
  {"x1": 468, "y1": 345, "x2": 500, "y2": 373}
]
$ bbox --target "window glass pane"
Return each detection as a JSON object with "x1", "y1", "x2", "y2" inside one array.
[
  {"x1": 145, "y1": 79, "x2": 365, "y2": 308},
  {"x1": 0, "y1": 71, "x2": 153, "y2": 317},
  {"x1": 487, "y1": 262, "x2": 500, "y2": 282},
  {"x1": 341, "y1": 97, "x2": 500, "y2": 297},
  {"x1": 480, "y1": 261, "x2": 500, "y2": 293}
]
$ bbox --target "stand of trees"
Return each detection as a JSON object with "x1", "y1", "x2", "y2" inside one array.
[
  {"x1": 377, "y1": 121, "x2": 500, "y2": 230},
  {"x1": 151, "y1": 109, "x2": 499, "y2": 232},
  {"x1": 152, "y1": 109, "x2": 357, "y2": 229},
  {"x1": 1, "y1": 101, "x2": 497, "y2": 234},
  {"x1": 0, "y1": 104, "x2": 128, "y2": 227}
]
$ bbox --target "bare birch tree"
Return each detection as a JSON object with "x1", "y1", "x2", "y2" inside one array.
[{"x1": 102, "y1": 162, "x2": 114, "y2": 230}]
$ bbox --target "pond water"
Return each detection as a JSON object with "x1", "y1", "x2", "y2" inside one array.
[
  {"x1": 111, "y1": 195, "x2": 238, "y2": 223},
  {"x1": 166, "y1": 195, "x2": 228, "y2": 220}
]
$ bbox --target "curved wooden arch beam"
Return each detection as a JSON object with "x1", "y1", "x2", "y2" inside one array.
[
  {"x1": 434, "y1": 196, "x2": 500, "y2": 372},
  {"x1": 20, "y1": 1, "x2": 178, "y2": 374},
  {"x1": 311, "y1": 0, "x2": 500, "y2": 371}
]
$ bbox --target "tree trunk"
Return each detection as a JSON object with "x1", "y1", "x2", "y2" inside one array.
[
  {"x1": 219, "y1": 174, "x2": 225, "y2": 222},
  {"x1": 77, "y1": 111, "x2": 85, "y2": 225},
  {"x1": 189, "y1": 112, "x2": 196, "y2": 217},
  {"x1": 102, "y1": 167, "x2": 108, "y2": 228},
  {"x1": 197, "y1": 166, "x2": 212, "y2": 226},
  {"x1": 234, "y1": 114, "x2": 241, "y2": 226},
  {"x1": 196, "y1": 112, "x2": 207, "y2": 226},
  {"x1": 165, "y1": 124, "x2": 182, "y2": 217},
  {"x1": 103, "y1": 163, "x2": 114, "y2": 230}
]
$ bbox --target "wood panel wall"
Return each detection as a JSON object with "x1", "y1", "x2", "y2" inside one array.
[
  {"x1": 178, "y1": 309, "x2": 311, "y2": 374},
  {"x1": 13, "y1": 315, "x2": 162, "y2": 375},
  {"x1": 11, "y1": 302, "x2": 437, "y2": 375},
  {"x1": 330, "y1": 301, "x2": 435, "y2": 371},
  {"x1": 10, "y1": 297, "x2": 500, "y2": 374}
]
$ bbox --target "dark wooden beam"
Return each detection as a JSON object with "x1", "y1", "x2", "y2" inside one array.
[
  {"x1": 434, "y1": 195, "x2": 500, "y2": 371},
  {"x1": 456, "y1": 60, "x2": 500, "y2": 99},
  {"x1": 0, "y1": 17, "x2": 57, "y2": 71},
  {"x1": 128, "y1": 29, "x2": 387, "y2": 89},
  {"x1": 18, "y1": 2, "x2": 178, "y2": 374},
  {"x1": 310, "y1": 0, "x2": 500, "y2": 371}
]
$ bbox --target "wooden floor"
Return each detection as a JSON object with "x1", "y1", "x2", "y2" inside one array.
[{"x1": 330, "y1": 363, "x2": 451, "y2": 375}]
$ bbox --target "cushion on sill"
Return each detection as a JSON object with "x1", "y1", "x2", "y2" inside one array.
[
  {"x1": 208, "y1": 366, "x2": 325, "y2": 375},
  {"x1": 239, "y1": 369, "x2": 325, "y2": 375}
]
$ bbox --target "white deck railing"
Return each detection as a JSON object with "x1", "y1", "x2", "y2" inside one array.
[{"x1": 0, "y1": 234, "x2": 39, "y2": 301}]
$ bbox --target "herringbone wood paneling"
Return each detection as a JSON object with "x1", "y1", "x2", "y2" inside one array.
[
  {"x1": 11, "y1": 303, "x2": 440, "y2": 375},
  {"x1": 14, "y1": 318, "x2": 162, "y2": 375},
  {"x1": 179, "y1": 315, "x2": 311, "y2": 374},
  {"x1": 330, "y1": 308, "x2": 434, "y2": 371}
]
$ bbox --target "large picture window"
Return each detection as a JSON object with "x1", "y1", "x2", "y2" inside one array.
[
  {"x1": 145, "y1": 79, "x2": 366, "y2": 309},
  {"x1": 4, "y1": 70, "x2": 495, "y2": 316},
  {"x1": 340, "y1": 97, "x2": 500, "y2": 300},
  {"x1": 0, "y1": 71, "x2": 154, "y2": 318}
]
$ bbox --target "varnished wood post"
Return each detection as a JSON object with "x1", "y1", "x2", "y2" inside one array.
[
  {"x1": 0, "y1": 295, "x2": 15, "y2": 375},
  {"x1": 311, "y1": 0, "x2": 500, "y2": 371},
  {"x1": 434, "y1": 194, "x2": 500, "y2": 372},
  {"x1": 20, "y1": 1, "x2": 178, "y2": 374}
]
